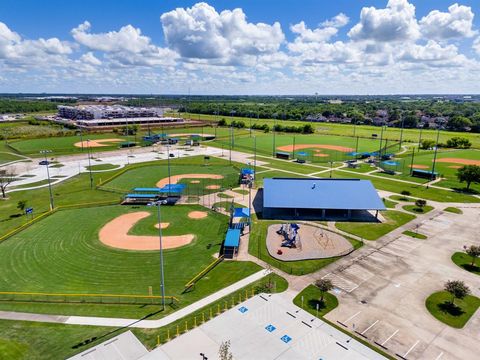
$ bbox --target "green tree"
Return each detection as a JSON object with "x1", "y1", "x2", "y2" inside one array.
[
  {"x1": 457, "y1": 165, "x2": 480, "y2": 190},
  {"x1": 448, "y1": 116, "x2": 472, "y2": 131},
  {"x1": 217, "y1": 118, "x2": 227, "y2": 126},
  {"x1": 17, "y1": 200, "x2": 27, "y2": 214},
  {"x1": 446, "y1": 137, "x2": 472, "y2": 149},
  {"x1": 444, "y1": 280, "x2": 470, "y2": 305},
  {"x1": 415, "y1": 199, "x2": 427, "y2": 209},
  {"x1": 465, "y1": 245, "x2": 480, "y2": 266},
  {"x1": 314, "y1": 279, "x2": 333, "y2": 302},
  {"x1": 421, "y1": 139, "x2": 436, "y2": 149}
]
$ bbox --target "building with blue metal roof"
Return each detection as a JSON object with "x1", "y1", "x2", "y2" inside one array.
[{"x1": 262, "y1": 178, "x2": 385, "y2": 220}]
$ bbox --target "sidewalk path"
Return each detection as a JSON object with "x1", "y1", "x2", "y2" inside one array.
[{"x1": 0, "y1": 270, "x2": 267, "y2": 329}]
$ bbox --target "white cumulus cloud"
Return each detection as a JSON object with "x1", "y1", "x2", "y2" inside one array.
[
  {"x1": 160, "y1": 2, "x2": 284, "y2": 62},
  {"x1": 348, "y1": 0, "x2": 420, "y2": 42},
  {"x1": 419, "y1": 3, "x2": 477, "y2": 40},
  {"x1": 321, "y1": 13, "x2": 350, "y2": 28}
]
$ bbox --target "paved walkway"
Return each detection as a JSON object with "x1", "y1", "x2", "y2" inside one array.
[{"x1": 0, "y1": 270, "x2": 268, "y2": 328}]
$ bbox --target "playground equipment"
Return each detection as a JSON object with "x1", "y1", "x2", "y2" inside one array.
[{"x1": 277, "y1": 223, "x2": 300, "y2": 248}]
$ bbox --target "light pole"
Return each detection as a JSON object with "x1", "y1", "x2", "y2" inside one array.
[
  {"x1": 86, "y1": 139, "x2": 93, "y2": 189},
  {"x1": 40, "y1": 150, "x2": 54, "y2": 210},
  {"x1": 167, "y1": 145, "x2": 171, "y2": 197},
  {"x1": 430, "y1": 128, "x2": 441, "y2": 180},
  {"x1": 272, "y1": 113, "x2": 277, "y2": 157},
  {"x1": 399, "y1": 115, "x2": 405, "y2": 151},
  {"x1": 418, "y1": 126, "x2": 424, "y2": 153},
  {"x1": 148, "y1": 200, "x2": 168, "y2": 310}
]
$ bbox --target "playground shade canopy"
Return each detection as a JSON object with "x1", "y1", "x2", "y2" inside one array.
[
  {"x1": 233, "y1": 207, "x2": 250, "y2": 218},
  {"x1": 224, "y1": 229, "x2": 241, "y2": 247},
  {"x1": 241, "y1": 168, "x2": 254, "y2": 175},
  {"x1": 263, "y1": 178, "x2": 386, "y2": 211}
]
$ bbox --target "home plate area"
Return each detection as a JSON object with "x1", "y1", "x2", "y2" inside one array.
[{"x1": 322, "y1": 236, "x2": 422, "y2": 293}]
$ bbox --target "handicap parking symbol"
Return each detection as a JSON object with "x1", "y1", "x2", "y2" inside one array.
[
  {"x1": 265, "y1": 324, "x2": 276, "y2": 332},
  {"x1": 238, "y1": 306, "x2": 248, "y2": 313},
  {"x1": 280, "y1": 335, "x2": 292, "y2": 343}
]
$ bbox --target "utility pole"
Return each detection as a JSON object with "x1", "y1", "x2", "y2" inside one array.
[
  {"x1": 399, "y1": 114, "x2": 405, "y2": 151},
  {"x1": 149, "y1": 200, "x2": 167, "y2": 310},
  {"x1": 272, "y1": 113, "x2": 277, "y2": 157},
  {"x1": 418, "y1": 126, "x2": 424, "y2": 153},
  {"x1": 409, "y1": 147, "x2": 416, "y2": 176}
]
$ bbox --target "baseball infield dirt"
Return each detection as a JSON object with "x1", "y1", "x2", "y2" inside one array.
[
  {"x1": 74, "y1": 138, "x2": 123, "y2": 148},
  {"x1": 156, "y1": 174, "x2": 224, "y2": 188}
]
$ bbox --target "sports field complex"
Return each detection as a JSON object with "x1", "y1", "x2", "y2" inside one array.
[{"x1": 0, "y1": 123, "x2": 479, "y2": 360}]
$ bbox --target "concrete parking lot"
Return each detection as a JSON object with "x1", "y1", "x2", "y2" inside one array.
[{"x1": 324, "y1": 207, "x2": 480, "y2": 360}]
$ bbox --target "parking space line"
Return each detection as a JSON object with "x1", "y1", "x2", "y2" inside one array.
[
  {"x1": 381, "y1": 329, "x2": 399, "y2": 346},
  {"x1": 403, "y1": 340, "x2": 419, "y2": 358},
  {"x1": 344, "y1": 311, "x2": 361, "y2": 323},
  {"x1": 434, "y1": 352, "x2": 444, "y2": 360},
  {"x1": 361, "y1": 320, "x2": 379, "y2": 335}
]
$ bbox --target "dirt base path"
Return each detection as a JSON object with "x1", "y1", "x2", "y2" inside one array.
[
  {"x1": 99, "y1": 212, "x2": 193, "y2": 250},
  {"x1": 156, "y1": 174, "x2": 224, "y2": 188},
  {"x1": 74, "y1": 138, "x2": 123, "y2": 148},
  {"x1": 436, "y1": 158, "x2": 480, "y2": 166},
  {"x1": 277, "y1": 144, "x2": 353, "y2": 152}
]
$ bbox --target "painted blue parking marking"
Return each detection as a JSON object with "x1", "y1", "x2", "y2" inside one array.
[
  {"x1": 265, "y1": 324, "x2": 276, "y2": 332},
  {"x1": 280, "y1": 335, "x2": 292, "y2": 343},
  {"x1": 238, "y1": 306, "x2": 248, "y2": 313}
]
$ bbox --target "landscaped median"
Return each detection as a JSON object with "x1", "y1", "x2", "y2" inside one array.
[
  {"x1": 451, "y1": 252, "x2": 480, "y2": 275},
  {"x1": 335, "y1": 210, "x2": 416, "y2": 240},
  {"x1": 425, "y1": 291, "x2": 480, "y2": 328}
]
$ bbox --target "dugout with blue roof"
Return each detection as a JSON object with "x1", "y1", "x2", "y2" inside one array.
[
  {"x1": 223, "y1": 228, "x2": 241, "y2": 259},
  {"x1": 263, "y1": 178, "x2": 385, "y2": 220}
]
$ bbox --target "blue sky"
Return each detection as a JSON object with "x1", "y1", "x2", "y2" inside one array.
[{"x1": 1, "y1": 0, "x2": 480, "y2": 94}]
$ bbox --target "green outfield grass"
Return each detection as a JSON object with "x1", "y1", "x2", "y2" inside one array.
[
  {"x1": 0, "y1": 204, "x2": 261, "y2": 318},
  {"x1": 8, "y1": 133, "x2": 131, "y2": 157},
  {"x1": 103, "y1": 157, "x2": 240, "y2": 195},
  {"x1": 335, "y1": 210, "x2": 416, "y2": 240},
  {"x1": 211, "y1": 130, "x2": 383, "y2": 164}
]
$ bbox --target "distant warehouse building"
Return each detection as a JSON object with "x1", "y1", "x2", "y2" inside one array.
[
  {"x1": 56, "y1": 105, "x2": 199, "y2": 130},
  {"x1": 58, "y1": 105, "x2": 168, "y2": 120},
  {"x1": 262, "y1": 178, "x2": 385, "y2": 220}
]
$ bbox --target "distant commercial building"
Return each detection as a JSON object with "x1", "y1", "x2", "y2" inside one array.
[{"x1": 57, "y1": 105, "x2": 168, "y2": 120}]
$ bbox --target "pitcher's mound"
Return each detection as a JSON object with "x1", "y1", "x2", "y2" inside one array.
[
  {"x1": 188, "y1": 211, "x2": 208, "y2": 219},
  {"x1": 154, "y1": 223, "x2": 170, "y2": 229},
  {"x1": 206, "y1": 185, "x2": 221, "y2": 190}
]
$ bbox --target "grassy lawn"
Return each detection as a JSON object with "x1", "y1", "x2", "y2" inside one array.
[
  {"x1": 0, "y1": 204, "x2": 261, "y2": 319},
  {"x1": 390, "y1": 195, "x2": 414, "y2": 202},
  {"x1": 425, "y1": 291, "x2": 480, "y2": 328},
  {"x1": 249, "y1": 221, "x2": 362, "y2": 275},
  {"x1": 217, "y1": 193, "x2": 233, "y2": 199},
  {"x1": 402, "y1": 204, "x2": 434, "y2": 214},
  {"x1": 335, "y1": 210, "x2": 416, "y2": 240},
  {"x1": 444, "y1": 207, "x2": 463, "y2": 214},
  {"x1": 333, "y1": 170, "x2": 479, "y2": 203},
  {"x1": 231, "y1": 188, "x2": 249, "y2": 195},
  {"x1": 382, "y1": 198, "x2": 397, "y2": 209},
  {"x1": 403, "y1": 230, "x2": 427, "y2": 239},
  {"x1": 0, "y1": 273, "x2": 287, "y2": 359},
  {"x1": 292, "y1": 285, "x2": 338, "y2": 317},
  {"x1": 86, "y1": 163, "x2": 120, "y2": 171},
  {"x1": 451, "y1": 252, "x2": 480, "y2": 275}
]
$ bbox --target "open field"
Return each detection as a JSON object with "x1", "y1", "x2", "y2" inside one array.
[
  {"x1": 0, "y1": 204, "x2": 261, "y2": 318},
  {"x1": 183, "y1": 112, "x2": 480, "y2": 148}
]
